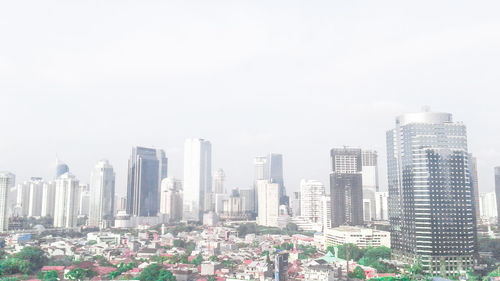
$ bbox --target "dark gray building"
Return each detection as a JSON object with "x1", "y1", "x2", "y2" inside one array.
[
  {"x1": 386, "y1": 111, "x2": 477, "y2": 276},
  {"x1": 329, "y1": 147, "x2": 363, "y2": 227},
  {"x1": 126, "y1": 146, "x2": 168, "y2": 217}
]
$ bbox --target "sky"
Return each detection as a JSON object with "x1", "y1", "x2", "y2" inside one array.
[{"x1": 1, "y1": 1, "x2": 500, "y2": 196}]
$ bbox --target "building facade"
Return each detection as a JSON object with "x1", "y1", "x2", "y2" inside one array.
[
  {"x1": 89, "y1": 160, "x2": 116, "y2": 228},
  {"x1": 386, "y1": 111, "x2": 477, "y2": 275},
  {"x1": 495, "y1": 167, "x2": 500, "y2": 225},
  {"x1": 0, "y1": 172, "x2": 15, "y2": 232},
  {"x1": 54, "y1": 173, "x2": 80, "y2": 228},
  {"x1": 300, "y1": 180, "x2": 324, "y2": 223},
  {"x1": 362, "y1": 150, "x2": 379, "y2": 222},
  {"x1": 257, "y1": 180, "x2": 280, "y2": 227},
  {"x1": 324, "y1": 226, "x2": 390, "y2": 248},
  {"x1": 126, "y1": 146, "x2": 168, "y2": 217},
  {"x1": 183, "y1": 138, "x2": 212, "y2": 221},
  {"x1": 160, "y1": 178, "x2": 183, "y2": 222},
  {"x1": 330, "y1": 147, "x2": 363, "y2": 227}
]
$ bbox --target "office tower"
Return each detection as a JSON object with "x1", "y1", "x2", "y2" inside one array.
[
  {"x1": 222, "y1": 189, "x2": 244, "y2": 219},
  {"x1": 53, "y1": 173, "x2": 80, "y2": 228},
  {"x1": 41, "y1": 181, "x2": 56, "y2": 217},
  {"x1": 362, "y1": 150, "x2": 379, "y2": 222},
  {"x1": 256, "y1": 180, "x2": 280, "y2": 227},
  {"x1": 78, "y1": 184, "x2": 90, "y2": 216},
  {"x1": 253, "y1": 153, "x2": 286, "y2": 210},
  {"x1": 27, "y1": 177, "x2": 44, "y2": 217},
  {"x1": 496, "y1": 167, "x2": 500, "y2": 225},
  {"x1": 320, "y1": 195, "x2": 331, "y2": 231},
  {"x1": 127, "y1": 146, "x2": 168, "y2": 217},
  {"x1": 330, "y1": 147, "x2": 363, "y2": 227},
  {"x1": 215, "y1": 193, "x2": 229, "y2": 215},
  {"x1": 213, "y1": 169, "x2": 225, "y2": 194},
  {"x1": 183, "y1": 138, "x2": 212, "y2": 221},
  {"x1": 479, "y1": 192, "x2": 497, "y2": 220},
  {"x1": 275, "y1": 252, "x2": 289, "y2": 281},
  {"x1": 469, "y1": 156, "x2": 480, "y2": 223},
  {"x1": 300, "y1": 180, "x2": 324, "y2": 223},
  {"x1": 160, "y1": 178, "x2": 183, "y2": 222},
  {"x1": 89, "y1": 160, "x2": 115, "y2": 228},
  {"x1": 375, "y1": 191, "x2": 389, "y2": 221},
  {"x1": 290, "y1": 191, "x2": 301, "y2": 217},
  {"x1": 387, "y1": 111, "x2": 477, "y2": 275},
  {"x1": 0, "y1": 172, "x2": 14, "y2": 232},
  {"x1": 55, "y1": 159, "x2": 69, "y2": 178}
]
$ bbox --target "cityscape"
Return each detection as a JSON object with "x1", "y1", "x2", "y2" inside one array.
[
  {"x1": 2, "y1": 1, "x2": 500, "y2": 281},
  {"x1": 1, "y1": 110, "x2": 500, "y2": 281}
]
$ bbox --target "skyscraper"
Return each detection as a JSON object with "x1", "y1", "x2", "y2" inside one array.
[
  {"x1": 126, "y1": 146, "x2": 168, "y2": 217},
  {"x1": 183, "y1": 138, "x2": 212, "y2": 221},
  {"x1": 375, "y1": 191, "x2": 389, "y2": 221},
  {"x1": 54, "y1": 173, "x2": 80, "y2": 228},
  {"x1": 78, "y1": 184, "x2": 90, "y2": 216},
  {"x1": 361, "y1": 150, "x2": 379, "y2": 222},
  {"x1": 160, "y1": 178, "x2": 183, "y2": 222},
  {"x1": 55, "y1": 159, "x2": 69, "y2": 178},
  {"x1": 257, "y1": 180, "x2": 280, "y2": 227},
  {"x1": 213, "y1": 169, "x2": 225, "y2": 194},
  {"x1": 495, "y1": 167, "x2": 500, "y2": 225},
  {"x1": 0, "y1": 172, "x2": 14, "y2": 232},
  {"x1": 27, "y1": 177, "x2": 44, "y2": 217},
  {"x1": 329, "y1": 147, "x2": 363, "y2": 227},
  {"x1": 41, "y1": 181, "x2": 56, "y2": 217},
  {"x1": 300, "y1": 180, "x2": 324, "y2": 223},
  {"x1": 387, "y1": 111, "x2": 477, "y2": 275},
  {"x1": 16, "y1": 181, "x2": 30, "y2": 216},
  {"x1": 253, "y1": 153, "x2": 286, "y2": 212},
  {"x1": 89, "y1": 160, "x2": 115, "y2": 228},
  {"x1": 469, "y1": 156, "x2": 480, "y2": 223}
]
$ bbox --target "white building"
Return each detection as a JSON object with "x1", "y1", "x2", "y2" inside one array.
[
  {"x1": 54, "y1": 173, "x2": 80, "y2": 228},
  {"x1": 27, "y1": 177, "x2": 44, "y2": 217},
  {"x1": 213, "y1": 169, "x2": 225, "y2": 194},
  {"x1": 320, "y1": 195, "x2": 331, "y2": 231},
  {"x1": 362, "y1": 150, "x2": 379, "y2": 222},
  {"x1": 257, "y1": 180, "x2": 280, "y2": 227},
  {"x1": 324, "y1": 226, "x2": 390, "y2": 248},
  {"x1": 0, "y1": 172, "x2": 15, "y2": 232},
  {"x1": 375, "y1": 191, "x2": 388, "y2": 221},
  {"x1": 183, "y1": 138, "x2": 212, "y2": 221},
  {"x1": 89, "y1": 160, "x2": 115, "y2": 228},
  {"x1": 41, "y1": 181, "x2": 56, "y2": 217},
  {"x1": 79, "y1": 184, "x2": 90, "y2": 216},
  {"x1": 479, "y1": 192, "x2": 497, "y2": 220},
  {"x1": 300, "y1": 180, "x2": 325, "y2": 224},
  {"x1": 160, "y1": 178, "x2": 183, "y2": 222},
  {"x1": 16, "y1": 181, "x2": 30, "y2": 216}
]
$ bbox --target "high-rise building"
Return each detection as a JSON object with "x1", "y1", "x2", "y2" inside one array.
[
  {"x1": 53, "y1": 173, "x2": 80, "y2": 228},
  {"x1": 183, "y1": 138, "x2": 212, "y2": 221},
  {"x1": 55, "y1": 159, "x2": 69, "y2": 178},
  {"x1": 362, "y1": 150, "x2": 379, "y2": 222},
  {"x1": 160, "y1": 178, "x2": 183, "y2": 222},
  {"x1": 78, "y1": 184, "x2": 90, "y2": 216},
  {"x1": 126, "y1": 146, "x2": 168, "y2": 217},
  {"x1": 375, "y1": 191, "x2": 389, "y2": 221},
  {"x1": 41, "y1": 181, "x2": 56, "y2": 217},
  {"x1": 27, "y1": 177, "x2": 44, "y2": 217},
  {"x1": 387, "y1": 111, "x2": 477, "y2": 275},
  {"x1": 253, "y1": 153, "x2": 286, "y2": 212},
  {"x1": 320, "y1": 195, "x2": 332, "y2": 231},
  {"x1": 275, "y1": 252, "x2": 289, "y2": 281},
  {"x1": 257, "y1": 180, "x2": 280, "y2": 227},
  {"x1": 479, "y1": 192, "x2": 497, "y2": 220},
  {"x1": 239, "y1": 188, "x2": 255, "y2": 215},
  {"x1": 290, "y1": 191, "x2": 301, "y2": 217},
  {"x1": 89, "y1": 160, "x2": 115, "y2": 228},
  {"x1": 213, "y1": 169, "x2": 225, "y2": 194},
  {"x1": 300, "y1": 180, "x2": 324, "y2": 223},
  {"x1": 495, "y1": 167, "x2": 500, "y2": 225},
  {"x1": 0, "y1": 172, "x2": 14, "y2": 232},
  {"x1": 330, "y1": 147, "x2": 363, "y2": 227},
  {"x1": 469, "y1": 156, "x2": 480, "y2": 223}
]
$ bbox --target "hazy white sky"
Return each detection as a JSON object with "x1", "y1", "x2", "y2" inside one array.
[{"x1": 1, "y1": 1, "x2": 500, "y2": 196}]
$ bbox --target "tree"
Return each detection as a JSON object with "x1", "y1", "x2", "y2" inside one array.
[
  {"x1": 138, "y1": 264, "x2": 175, "y2": 281},
  {"x1": 65, "y1": 268, "x2": 97, "y2": 280},
  {"x1": 348, "y1": 266, "x2": 365, "y2": 280},
  {"x1": 42, "y1": 270, "x2": 59, "y2": 281},
  {"x1": 359, "y1": 246, "x2": 391, "y2": 266},
  {"x1": 326, "y1": 244, "x2": 363, "y2": 261},
  {"x1": 190, "y1": 254, "x2": 203, "y2": 266},
  {"x1": 13, "y1": 246, "x2": 48, "y2": 272},
  {"x1": 209, "y1": 255, "x2": 218, "y2": 262},
  {"x1": 87, "y1": 240, "x2": 97, "y2": 245}
]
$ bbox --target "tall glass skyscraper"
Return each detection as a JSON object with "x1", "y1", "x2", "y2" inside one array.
[
  {"x1": 89, "y1": 160, "x2": 115, "y2": 228},
  {"x1": 126, "y1": 146, "x2": 168, "y2": 217},
  {"x1": 386, "y1": 111, "x2": 477, "y2": 276},
  {"x1": 183, "y1": 138, "x2": 212, "y2": 221},
  {"x1": 0, "y1": 172, "x2": 14, "y2": 232}
]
